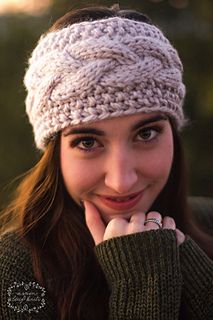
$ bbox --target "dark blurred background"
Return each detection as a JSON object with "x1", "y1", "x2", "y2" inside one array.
[{"x1": 0, "y1": 0, "x2": 212, "y2": 209}]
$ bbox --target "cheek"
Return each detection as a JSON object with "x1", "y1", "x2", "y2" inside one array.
[
  {"x1": 140, "y1": 136, "x2": 174, "y2": 181},
  {"x1": 60, "y1": 147, "x2": 101, "y2": 198}
]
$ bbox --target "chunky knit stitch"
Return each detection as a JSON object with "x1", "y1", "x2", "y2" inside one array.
[{"x1": 24, "y1": 17, "x2": 186, "y2": 150}]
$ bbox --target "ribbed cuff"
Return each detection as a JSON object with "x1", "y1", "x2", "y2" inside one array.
[
  {"x1": 179, "y1": 237, "x2": 213, "y2": 317},
  {"x1": 95, "y1": 230, "x2": 182, "y2": 319},
  {"x1": 95, "y1": 229, "x2": 179, "y2": 284}
]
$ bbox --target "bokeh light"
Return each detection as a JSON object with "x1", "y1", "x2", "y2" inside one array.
[{"x1": 0, "y1": 0, "x2": 51, "y2": 14}]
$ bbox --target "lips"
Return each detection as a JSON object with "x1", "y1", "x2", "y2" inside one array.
[{"x1": 97, "y1": 190, "x2": 144, "y2": 211}]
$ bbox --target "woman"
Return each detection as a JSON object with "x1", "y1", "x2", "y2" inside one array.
[{"x1": 0, "y1": 5, "x2": 213, "y2": 320}]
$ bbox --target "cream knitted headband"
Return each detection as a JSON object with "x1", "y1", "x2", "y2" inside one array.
[{"x1": 24, "y1": 16, "x2": 186, "y2": 150}]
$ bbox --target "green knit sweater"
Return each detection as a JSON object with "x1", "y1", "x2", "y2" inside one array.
[{"x1": 0, "y1": 197, "x2": 213, "y2": 319}]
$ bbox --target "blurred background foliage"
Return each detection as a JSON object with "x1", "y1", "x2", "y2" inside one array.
[{"x1": 0, "y1": 0, "x2": 212, "y2": 209}]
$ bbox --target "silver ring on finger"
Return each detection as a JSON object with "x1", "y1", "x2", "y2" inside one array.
[{"x1": 144, "y1": 218, "x2": 162, "y2": 229}]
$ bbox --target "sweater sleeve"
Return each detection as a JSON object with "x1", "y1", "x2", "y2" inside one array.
[
  {"x1": 0, "y1": 232, "x2": 55, "y2": 320},
  {"x1": 95, "y1": 229, "x2": 182, "y2": 320},
  {"x1": 179, "y1": 237, "x2": 213, "y2": 319}
]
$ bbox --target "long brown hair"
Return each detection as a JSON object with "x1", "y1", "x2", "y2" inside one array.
[
  {"x1": 1, "y1": 135, "x2": 109, "y2": 319},
  {"x1": 1, "y1": 6, "x2": 212, "y2": 319}
]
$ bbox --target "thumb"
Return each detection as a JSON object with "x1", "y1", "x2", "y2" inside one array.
[{"x1": 84, "y1": 200, "x2": 106, "y2": 245}]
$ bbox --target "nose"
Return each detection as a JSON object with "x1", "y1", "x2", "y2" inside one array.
[{"x1": 104, "y1": 148, "x2": 138, "y2": 194}]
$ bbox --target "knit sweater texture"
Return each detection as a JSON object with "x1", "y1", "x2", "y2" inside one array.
[{"x1": 0, "y1": 197, "x2": 213, "y2": 319}]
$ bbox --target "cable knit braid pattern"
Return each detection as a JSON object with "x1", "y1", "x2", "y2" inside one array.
[{"x1": 24, "y1": 17, "x2": 186, "y2": 150}]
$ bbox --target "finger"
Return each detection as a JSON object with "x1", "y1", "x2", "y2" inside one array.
[
  {"x1": 162, "y1": 216, "x2": 176, "y2": 230},
  {"x1": 130, "y1": 212, "x2": 146, "y2": 224},
  {"x1": 129, "y1": 212, "x2": 146, "y2": 233},
  {"x1": 104, "y1": 218, "x2": 128, "y2": 241},
  {"x1": 144, "y1": 211, "x2": 162, "y2": 230},
  {"x1": 84, "y1": 201, "x2": 106, "y2": 245},
  {"x1": 175, "y1": 228, "x2": 185, "y2": 246}
]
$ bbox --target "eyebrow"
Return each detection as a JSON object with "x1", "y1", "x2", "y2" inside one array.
[
  {"x1": 63, "y1": 114, "x2": 168, "y2": 137},
  {"x1": 132, "y1": 114, "x2": 168, "y2": 131},
  {"x1": 63, "y1": 127, "x2": 105, "y2": 136}
]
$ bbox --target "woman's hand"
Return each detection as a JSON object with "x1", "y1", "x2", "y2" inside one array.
[{"x1": 84, "y1": 201, "x2": 185, "y2": 246}]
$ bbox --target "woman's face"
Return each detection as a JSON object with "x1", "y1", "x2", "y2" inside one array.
[{"x1": 60, "y1": 112, "x2": 174, "y2": 223}]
